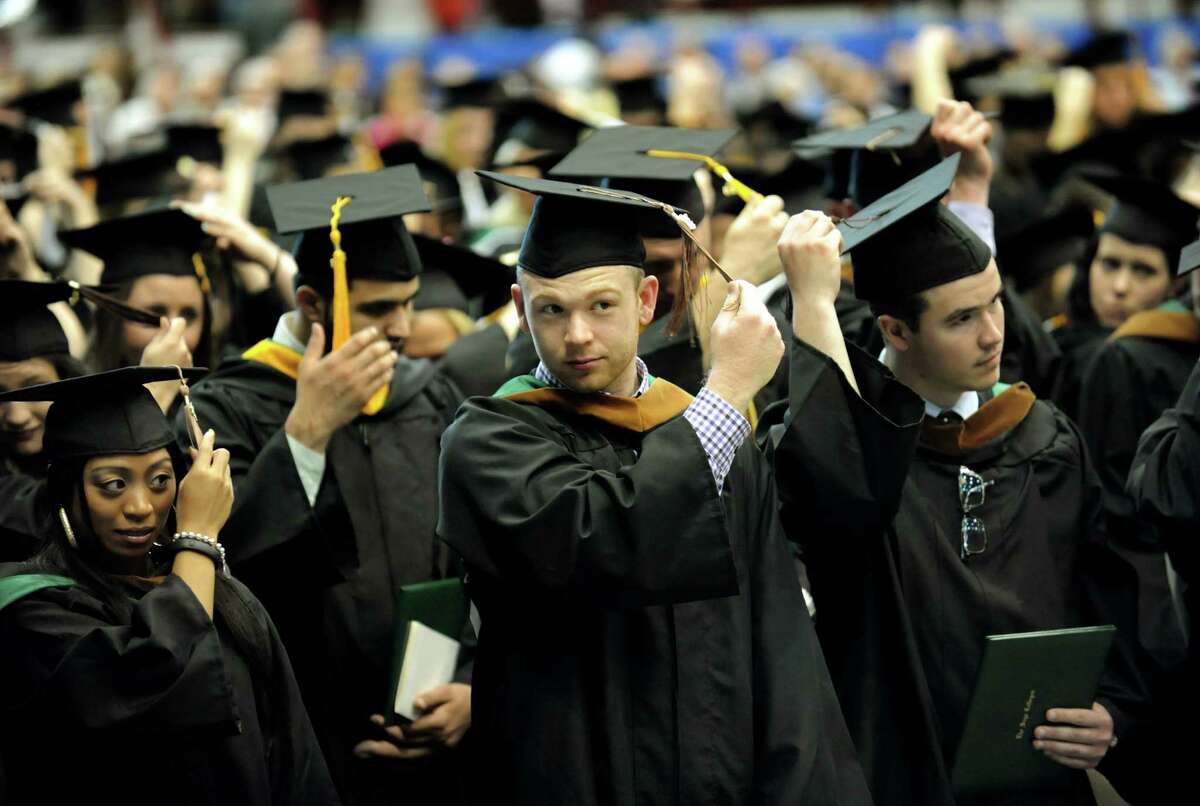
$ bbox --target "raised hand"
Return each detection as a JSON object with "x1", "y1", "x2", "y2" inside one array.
[
  {"x1": 706, "y1": 280, "x2": 785, "y2": 413},
  {"x1": 931, "y1": 99, "x2": 994, "y2": 202},
  {"x1": 778, "y1": 210, "x2": 844, "y2": 311},
  {"x1": 720, "y1": 194, "x2": 791, "y2": 286},
  {"x1": 284, "y1": 324, "x2": 398, "y2": 453},
  {"x1": 177, "y1": 429, "x2": 234, "y2": 539}
]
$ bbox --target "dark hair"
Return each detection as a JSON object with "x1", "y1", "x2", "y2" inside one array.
[
  {"x1": 29, "y1": 449, "x2": 277, "y2": 729},
  {"x1": 869, "y1": 292, "x2": 930, "y2": 334},
  {"x1": 88, "y1": 278, "x2": 215, "y2": 372},
  {"x1": 1065, "y1": 235, "x2": 1102, "y2": 326}
]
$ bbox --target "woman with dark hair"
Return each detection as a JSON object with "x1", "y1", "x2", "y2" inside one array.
[
  {"x1": 0, "y1": 282, "x2": 92, "y2": 561},
  {"x1": 0, "y1": 366, "x2": 339, "y2": 805},
  {"x1": 60, "y1": 207, "x2": 218, "y2": 413}
]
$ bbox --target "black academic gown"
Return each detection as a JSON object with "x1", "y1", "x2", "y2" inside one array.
[
  {"x1": 437, "y1": 385, "x2": 873, "y2": 806},
  {"x1": 1049, "y1": 320, "x2": 1111, "y2": 422},
  {"x1": 436, "y1": 323, "x2": 512, "y2": 398},
  {"x1": 179, "y1": 352, "x2": 466, "y2": 806},
  {"x1": 1075, "y1": 310, "x2": 1198, "y2": 672},
  {"x1": 0, "y1": 471, "x2": 44, "y2": 562},
  {"x1": 1122, "y1": 356, "x2": 1200, "y2": 803},
  {"x1": 772, "y1": 338, "x2": 1146, "y2": 806},
  {"x1": 0, "y1": 568, "x2": 339, "y2": 805}
]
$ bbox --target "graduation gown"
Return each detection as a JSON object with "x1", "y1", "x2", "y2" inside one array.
[
  {"x1": 0, "y1": 568, "x2": 338, "y2": 805},
  {"x1": 1076, "y1": 305, "x2": 1197, "y2": 668},
  {"x1": 1123, "y1": 354, "x2": 1200, "y2": 803},
  {"x1": 0, "y1": 471, "x2": 44, "y2": 562},
  {"x1": 772, "y1": 338, "x2": 1147, "y2": 806},
  {"x1": 437, "y1": 374, "x2": 872, "y2": 806},
  {"x1": 179, "y1": 348, "x2": 465, "y2": 806},
  {"x1": 436, "y1": 322, "x2": 513, "y2": 398},
  {"x1": 1049, "y1": 319, "x2": 1111, "y2": 422}
]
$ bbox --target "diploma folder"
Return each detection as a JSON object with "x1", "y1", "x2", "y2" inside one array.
[
  {"x1": 385, "y1": 578, "x2": 469, "y2": 725},
  {"x1": 951, "y1": 625, "x2": 1116, "y2": 797}
]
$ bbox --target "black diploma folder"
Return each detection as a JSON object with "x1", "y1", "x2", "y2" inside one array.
[
  {"x1": 951, "y1": 625, "x2": 1117, "y2": 797},
  {"x1": 384, "y1": 578, "x2": 469, "y2": 725}
]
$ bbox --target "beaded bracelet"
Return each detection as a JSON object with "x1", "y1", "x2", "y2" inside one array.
[{"x1": 169, "y1": 531, "x2": 229, "y2": 577}]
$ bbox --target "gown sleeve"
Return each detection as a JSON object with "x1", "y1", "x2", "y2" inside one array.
[
  {"x1": 437, "y1": 398, "x2": 738, "y2": 609},
  {"x1": 0, "y1": 473, "x2": 45, "y2": 562},
  {"x1": 0, "y1": 575, "x2": 239, "y2": 736},
  {"x1": 1128, "y1": 357, "x2": 1200, "y2": 583},
  {"x1": 772, "y1": 336, "x2": 925, "y2": 548},
  {"x1": 180, "y1": 384, "x2": 357, "y2": 587}
]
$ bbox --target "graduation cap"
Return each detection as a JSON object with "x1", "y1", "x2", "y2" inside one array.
[
  {"x1": 612, "y1": 76, "x2": 665, "y2": 119},
  {"x1": 497, "y1": 96, "x2": 593, "y2": 157},
  {"x1": 793, "y1": 110, "x2": 941, "y2": 207},
  {"x1": 164, "y1": 123, "x2": 224, "y2": 165},
  {"x1": 997, "y1": 206, "x2": 1095, "y2": 291},
  {"x1": 3, "y1": 80, "x2": 82, "y2": 128},
  {"x1": 549, "y1": 125, "x2": 743, "y2": 236},
  {"x1": 0, "y1": 279, "x2": 162, "y2": 362},
  {"x1": 1064, "y1": 31, "x2": 1134, "y2": 70},
  {"x1": 1084, "y1": 173, "x2": 1200, "y2": 262},
  {"x1": 412, "y1": 234, "x2": 516, "y2": 314},
  {"x1": 379, "y1": 141, "x2": 461, "y2": 212},
  {"x1": 76, "y1": 148, "x2": 187, "y2": 208},
  {"x1": 438, "y1": 76, "x2": 504, "y2": 110},
  {"x1": 965, "y1": 70, "x2": 1057, "y2": 130},
  {"x1": 277, "y1": 88, "x2": 331, "y2": 123},
  {"x1": 0, "y1": 123, "x2": 39, "y2": 183},
  {"x1": 0, "y1": 366, "x2": 205, "y2": 463},
  {"x1": 280, "y1": 132, "x2": 355, "y2": 181},
  {"x1": 838, "y1": 154, "x2": 992, "y2": 302},
  {"x1": 58, "y1": 207, "x2": 214, "y2": 291},
  {"x1": 947, "y1": 49, "x2": 1017, "y2": 104}
]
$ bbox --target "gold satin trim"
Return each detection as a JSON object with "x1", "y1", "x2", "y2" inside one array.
[
  {"x1": 920, "y1": 383, "x2": 1038, "y2": 455},
  {"x1": 1109, "y1": 309, "x2": 1200, "y2": 344},
  {"x1": 504, "y1": 378, "x2": 694, "y2": 432},
  {"x1": 241, "y1": 339, "x2": 387, "y2": 416}
]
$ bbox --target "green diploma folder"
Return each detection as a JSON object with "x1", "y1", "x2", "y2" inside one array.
[
  {"x1": 951, "y1": 625, "x2": 1117, "y2": 797},
  {"x1": 384, "y1": 578, "x2": 469, "y2": 726}
]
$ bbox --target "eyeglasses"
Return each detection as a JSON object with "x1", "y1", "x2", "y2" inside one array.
[{"x1": 958, "y1": 465, "x2": 995, "y2": 560}]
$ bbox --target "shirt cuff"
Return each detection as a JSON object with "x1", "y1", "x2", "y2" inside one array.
[
  {"x1": 285, "y1": 434, "x2": 326, "y2": 507},
  {"x1": 947, "y1": 200, "x2": 996, "y2": 256},
  {"x1": 684, "y1": 388, "x2": 752, "y2": 495}
]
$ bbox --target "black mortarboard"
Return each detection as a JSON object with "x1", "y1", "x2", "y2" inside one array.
[
  {"x1": 268, "y1": 164, "x2": 429, "y2": 286},
  {"x1": 496, "y1": 97, "x2": 593, "y2": 156},
  {"x1": 413, "y1": 234, "x2": 516, "y2": 313},
  {"x1": 3, "y1": 80, "x2": 82, "y2": 128},
  {"x1": 997, "y1": 206, "x2": 1095, "y2": 291},
  {"x1": 613, "y1": 76, "x2": 665, "y2": 118},
  {"x1": 164, "y1": 124, "x2": 224, "y2": 165},
  {"x1": 277, "y1": 88, "x2": 331, "y2": 123},
  {"x1": 1085, "y1": 173, "x2": 1200, "y2": 262},
  {"x1": 280, "y1": 133, "x2": 355, "y2": 181},
  {"x1": 793, "y1": 110, "x2": 940, "y2": 206},
  {"x1": 1065, "y1": 31, "x2": 1134, "y2": 70},
  {"x1": 966, "y1": 70, "x2": 1057, "y2": 130},
  {"x1": 947, "y1": 49, "x2": 1016, "y2": 104},
  {"x1": 76, "y1": 148, "x2": 187, "y2": 208},
  {"x1": 0, "y1": 279, "x2": 162, "y2": 362},
  {"x1": 438, "y1": 77, "x2": 504, "y2": 110},
  {"x1": 0, "y1": 366, "x2": 205, "y2": 463},
  {"x1": 0, "y1": 123, "x2": 39, "y2": 183},
  {"x1": 549, "y1": 125, "x2": 737, "y2": 183},
  {"x1": 477, "y1": 170, "x2": 693, "y2": 278},
  {"x1": 379, "y1": 141, "x2": 461, "y2": 212},
  {"x1": 0, "y1": 281, "x2": 71, "y2": 361},
  {"x1": 59, "y1": 207, "x2": 213, "y2": 288},
  {"x1": 839, "y1": 154, "x2": 992, "y2": 302}
]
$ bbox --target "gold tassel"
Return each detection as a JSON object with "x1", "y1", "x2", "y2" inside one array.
[
  {"x1": 191, "y1": 252, "x2": 212, "y2": 294},
  {"x1": 329, "y1": 196, "x2": 389, "y2": 415}
]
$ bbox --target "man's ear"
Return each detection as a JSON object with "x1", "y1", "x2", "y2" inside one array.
[
  {"x1": 296, "y1": 286, "x2": 327, "y2": 325},
  {"x1": 637, "y1": 273, "x2": 660, "y2": 327},
  {"x1": 510, "y1": 283, "x2": 530, "y2": 334},
  {"x1": 877, "y1": 314, "x2": 914, "y2": 353}
]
